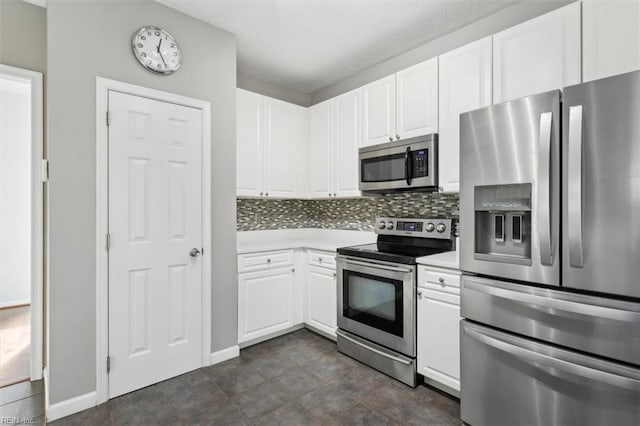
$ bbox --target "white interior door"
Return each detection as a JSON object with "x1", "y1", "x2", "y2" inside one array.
[{"x1": 108, "y1": 91, "x2": 203, "y2": 398}]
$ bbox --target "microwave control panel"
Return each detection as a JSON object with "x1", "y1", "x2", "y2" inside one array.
[{"x1": 413, "y1": 150, "x2": 428, "y2": 177}]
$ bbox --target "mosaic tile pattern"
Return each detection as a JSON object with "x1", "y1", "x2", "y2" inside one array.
[{"x1": 237, "y1": 192, "x2": 459, "y2": 234}]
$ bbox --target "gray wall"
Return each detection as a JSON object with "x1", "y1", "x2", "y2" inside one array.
[
  {"x1": 46, "y1": 0, "x2": 237, "y2": 404},
  {"x1": 311, "y1": 0, "x2": 573, "y2": 104},
  {"x1": 0, "y1": 0, "x2": 47, "y2": 73},
  {"x1": 238, "y1": 72, "x2": 311, "y2": 107}
]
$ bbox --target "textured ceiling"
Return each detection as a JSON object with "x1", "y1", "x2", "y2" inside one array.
[{"x1": 159, "y1": 0, "x2": 519, "y2": 94}]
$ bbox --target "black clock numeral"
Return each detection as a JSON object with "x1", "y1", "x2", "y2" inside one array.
[
  {"x1": 141, "y1": 52, "x2": 147, "y2": 58},
  {"x1": 170, "y1": 43, "x2": 175, "y2": 48},
  {"x1": 173, "y1": 52, "x2": 178, "y2": 56},
  {"x1": 137, "y1": 43, "x2": 143, "y2": 48},
  {"x1": 155, "y1": 31, "x2": 160, "y2": 36},
  {"x1": 147, "y1": 31, "x2": 151, "y2": 36},
  {"x1": 141, "y1": 35, "x2": 146, "y2": 41}
]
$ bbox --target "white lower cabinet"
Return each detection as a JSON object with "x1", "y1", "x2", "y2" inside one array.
[
  {"x1": 238, "y1": 265, "x2": 296, "y2": 344},
  {"x1": 305, "y1": 265, "x2": 337, "y2": 337},
  {"x1": 417, "y1": 266, "x2": 461, "y2": 395}
]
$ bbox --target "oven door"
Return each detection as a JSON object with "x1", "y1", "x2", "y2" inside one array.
[
  {"x1": 359, "y1": 136, "x2": 437, "y2": 192},
  {"x1": 336, "y1": 255, "x2": 416, "y2": 357}
]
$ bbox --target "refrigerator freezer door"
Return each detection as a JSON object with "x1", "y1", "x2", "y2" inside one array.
[
  {"x1": 461, "y1": 274, "x2": 640, "y2": 366},
  {"x1": 563, "y1": 70, "x2": 640, "y2": 298},
  {"x1": 460, "y1": 90, "x2": 561, "y2": 286},
  {"x1": 461, "y1": 320, "x2": 640, "y2": 426}
]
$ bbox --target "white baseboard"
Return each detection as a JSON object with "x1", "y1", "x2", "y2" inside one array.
[
  {"x1": 46, "y1": 391, "x2": 97, "y2": 422},
  {"x1": 210, "y1": 345, "x2": 240, "y2": 365}
]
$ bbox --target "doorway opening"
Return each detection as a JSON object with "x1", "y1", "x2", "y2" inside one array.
[{"x1": 0, "y1": 65, "x2": 44, "y2": 388}]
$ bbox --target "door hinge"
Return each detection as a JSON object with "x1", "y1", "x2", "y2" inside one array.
[
  {"x1": 41, "y1": 159, "x2": 49, "y2": 182},
  {"x1": 106, "y1": 233, "x2": 111, "y2": 251},
  {"x1": 107, "y1": 356, "x2": 111, "y2": 373},
  {"x1": 106, "y1": 110, "x2": 111, "y2": 127}
]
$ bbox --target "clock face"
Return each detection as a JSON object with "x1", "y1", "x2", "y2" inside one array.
[{"x1": 132, "y1": 26, "x2": 182, "y2": 74}]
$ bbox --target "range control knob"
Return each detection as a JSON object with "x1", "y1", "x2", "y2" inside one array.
[
  {"x1": 425, "y1": 222, "x2": 435, "y2": 233},
  {"x1": 386, "y1": 221, "x2": 394, "y2": 230},
  {"x1": 378, "y1": 221, "x2": 386, "y2": 230},
  {"x1": 436, "y1": 223, "x2": 447, "y2": 233}
]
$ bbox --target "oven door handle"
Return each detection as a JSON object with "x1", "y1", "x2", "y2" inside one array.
[
  {"x1": 338, "y1": 257, "x2": 414, "y2": 274},
  {"x1": 337, "y1": 330, "x2": 412, "y2": 365}
]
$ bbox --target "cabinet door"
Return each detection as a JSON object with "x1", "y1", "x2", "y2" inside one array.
[
  {"x1": 493, "y1": 2, "x2": 581, "y2": 103},
  {"x1": 238, "y1": 267, "x2": 295, "y2": 343},
  {"x1": 362, "y1": 75, "x2": 396, "y2": 147},
  {"x1": 305, "y1": 265, "x2": 337, "y2": 337},
  {"x1": 583, "y1": 1, "x2": 640, "y2": 82},
  {"x1": 438, "y1": 37, "x2": 492, "y2": 193},
  {"x1": 236, "y1": 89, "x2": 263, "y2": 196},
  {"x1": 308, "y1": 100, "x2": 334, "y2": 198},
  {"x1": 396, "y1": 58, "x2": 438, "y2": 139},
  {"x1": 263, "y1": 97, "x2": 298, "y2": 197},
  {"x1": 334, "y1": 89, "x2": 362, "y2": 197},
  {"x1": 417, "y1": 288, "x2": 461, "y2": 392}
]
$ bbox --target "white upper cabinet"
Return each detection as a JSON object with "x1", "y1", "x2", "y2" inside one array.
[
  {"x1": 236, "y1": 89, "x2": 263, "y2": 197},
  {"x1": 333, "y1": 89, "x2": 362, "y2": 197},
  {"x1": 583, "y1": 0, "x2": 640, "y2": 82},
  {"x1": 396, "y1": 57, "x2": 439, "y2": 139},
  {"x1": 263, "y1": 97, "x2": 301, "y2": 197},
  {"x1": 308, "y1": 100, "x2": 334, "y2": 197},
  {"x1": 362, "y1": 75, "x2": 396, "y2": 146},
  {"x1": 493, "y1": 2, "x2": 581, "y2": 103},
  {"x1": 438, "y1": 37, "x2": 492, "y2": 193}
]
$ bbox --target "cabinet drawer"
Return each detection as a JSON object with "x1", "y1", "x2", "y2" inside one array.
[
  {"x1": 418, "y1": 266, "x2": 461, "y2": 294},
  {"x1": 238, "y1": 250, "x2": 294, "y2": 273},
  {"x1": 308, "y1": 250, "x2": 336, "y2": 269}
]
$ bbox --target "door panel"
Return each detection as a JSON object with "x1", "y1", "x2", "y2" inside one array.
[
  {"x1": 562, "y1": 70, "x2": 640, "y2": 298},
  {"x1": 306, "y1": 266, "x2": 337, "y2": 336},
  {"x1": 459, "y1": 90, "x2": 561, "y2": 286},
  {"x1": 438, "y1": 37, "x2": 492, "y2": 193},
  {"x1": 493, "y1": 2, "x2": 581, "y2": 103},
  {"x1": 108, "y1": 91, "x2": 202, "y2": 398},
  {"x1": 308, "y1": 100, "x2": 333, "y2": 197},
  {"x1": 236, "y1": 89, "x2": 263, "y2": 196},
  {"x1": 334, "y1": 89, "x2": 362, "y2": 197},
  {"x1": 396, "y1": 58, "x2": 438, "y2": 139},
  {"x1": 461, "y1": 320, "x2": 640, "y2": 426},
  {"x1": 362, "y1": 75, "x2": 396, "y2": 146}
]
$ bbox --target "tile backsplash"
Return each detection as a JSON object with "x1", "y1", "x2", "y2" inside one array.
[{"x1": 237, "y1": 192, "x2": 459, "y2": 234}]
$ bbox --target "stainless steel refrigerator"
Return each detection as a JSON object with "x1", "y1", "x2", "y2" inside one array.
[{"x1": 459, "y1": 70, "x2": 640, "y2": 426}]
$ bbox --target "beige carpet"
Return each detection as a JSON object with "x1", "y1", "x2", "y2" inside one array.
[{"x1": 0, "y1": 305, "x2": 30, "y2": 388}]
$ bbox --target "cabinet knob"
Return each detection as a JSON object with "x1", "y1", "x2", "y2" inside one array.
[
  {"x1": 333, "y1": 272, "x2": 337, "y2": 278},
  {"x1": 417, "y1": 290, "x2": 423, "y2": 298},
  {"x1": 388, "y1": 136, "x2": 393, "y2": 142},
  {"x1": 329, "y1": 193, "x2": 332, "y2": 197},
  {"x1": 260, "y1": 192, "x2": 264, "y2": 196},
  {"x1": 319, "y1": 258, "x2": 323, "y2": 263},
  {"x1": 267, "y1": 258, "x2": 271, "y2": 263},
  {"x1": 265, "y1": 192, "x2": 269, "y2": 196},
  {"x1": 396, "y1": 135, "x2": 400, "y2": 140},
  {"x1": 439, "y1": 277, "x2": 445, "y2": 286},
  {"x1": 333, "y1": 193, "x2": 337, "y2": 196},
  {"x1": 292, "y1": 268, "x2": 295, "y2": 273}
]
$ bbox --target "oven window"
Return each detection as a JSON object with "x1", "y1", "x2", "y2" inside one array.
[
  {"x1": 343, "y1": 270, "x2": 403, "y2": 337},
  {"x1": 361, "y1": 153, "x2": 406, "y2": 182}
]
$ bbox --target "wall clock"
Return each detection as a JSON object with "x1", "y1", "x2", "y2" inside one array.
[{"x1": 131, "y1": 26, "x2": 182, "y2": 74}]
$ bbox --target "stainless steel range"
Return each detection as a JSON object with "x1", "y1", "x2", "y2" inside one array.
[{"x1": 336, "y1": 217, "x2": 455, "y2": 387}]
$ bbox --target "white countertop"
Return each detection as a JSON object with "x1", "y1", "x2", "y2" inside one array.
[
  {"x1": 416, "y1": 237, "x2": 460, "y2": 270},
  {"x1": 237, "y1": 228, "x2": 377, "y2": 254}
]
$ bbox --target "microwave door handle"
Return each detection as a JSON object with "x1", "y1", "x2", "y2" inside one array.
[
  {"x1": 538, "y1": 112, "x2": 553, "y2": 265},
  {"x1": 568, "y1": 105, "x2": 584, "y2": 267},
  {"x1": 404, "y1": 147, "x2": 412, "y2": 185}
]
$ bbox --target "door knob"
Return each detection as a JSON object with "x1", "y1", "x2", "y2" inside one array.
[
  {"x1": 396, "y1": 135, "x2": 400, "y2": 140},
  {"x1": 388, "y1": 136, "x2": 393, "y2": 142},
  {"x1": 189, "y1": 248, "x2": 201, "y2": 257}
]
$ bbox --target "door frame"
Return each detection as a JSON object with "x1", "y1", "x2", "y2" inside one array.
[
  {"x1": 95, "y1": 77, "x2": 212, "y2": 404},
  {"x1": 0, "y1": 64, "x2": 44, "y2": 381}
]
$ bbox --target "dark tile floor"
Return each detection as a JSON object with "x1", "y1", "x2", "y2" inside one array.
[
  {"x1": 0, "y1": 379, "x2": 45, "y2": 425},
  {"x1": 49, "y1": 329, "x2": 461, "y2": 425}
]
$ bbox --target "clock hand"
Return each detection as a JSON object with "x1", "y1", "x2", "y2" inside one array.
[{"x1": 159, "y1": 49, "x2": 168, "y2": 68}]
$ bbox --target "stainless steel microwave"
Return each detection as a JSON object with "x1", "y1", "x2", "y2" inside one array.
[{"x1": 358, "y1": 135, "x2": 438, "y2": 193}]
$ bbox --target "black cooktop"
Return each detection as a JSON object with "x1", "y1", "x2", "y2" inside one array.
[{"x1": 337, "y1": 235, "x2": 455, "y2": 265}]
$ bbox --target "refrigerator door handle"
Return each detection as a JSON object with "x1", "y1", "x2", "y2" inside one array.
[
  {"x1": 464, "y1": 325, "x2": 640, "y2": 391},
  {"x1": 538, "y1": 112, "x2": 553, "y2": 265},
  {"x1": 568, "y1": 105, "x2": 584, "y2": 267},
  {"x1": 464, "y1": 278, "x2": 640, "y2": 322}
]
